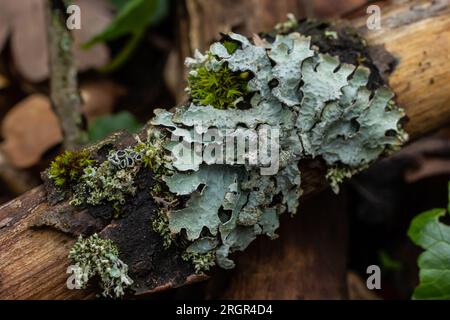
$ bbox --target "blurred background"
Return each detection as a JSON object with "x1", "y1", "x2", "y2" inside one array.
[{"x1": 0, "y1": 0, "x2": 448, "y2": 300}]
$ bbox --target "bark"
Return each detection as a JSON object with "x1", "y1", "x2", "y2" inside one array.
[{"x1": 0, "y1": 0, "x2": 450, "y2": 299}]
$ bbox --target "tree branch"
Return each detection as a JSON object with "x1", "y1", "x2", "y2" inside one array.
[
  {"x1": 45, "y1": 0, "x2": 87, "y2": 150},
  {"x1": 0, "y1": 0, "x2": 449, "y2": 299}
]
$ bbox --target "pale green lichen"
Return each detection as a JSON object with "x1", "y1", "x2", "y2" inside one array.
[
  {"x1": 63, "y1": 128, "x2": 172, "y2": 211},
  {"x1": 69, "y1": 165, "x2": 131, "y2": 212},
  {"x1": 69, "y1": 158, "x2": 138, "y2": 208},
  {"x1": 50, "y1": 23, "x2": 408, "y2": 277},
  {"x1": 68, "y1": 233, "x2": 133, "y2": 298},
  {"x1": 326, "y1": 165, "x2": 368, "y2": 194}
]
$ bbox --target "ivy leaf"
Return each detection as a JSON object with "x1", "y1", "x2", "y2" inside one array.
[
  {"x1": 88, "y1": 111, "x2": 141, "y2": 142},
  {"x1": 408, "y1": 183, "x2": 450, "y2": 299}
]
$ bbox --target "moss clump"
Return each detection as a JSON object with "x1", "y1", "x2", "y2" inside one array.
[
  {"x1": 182, "y1": 251, "x2": 216, "y2": 274},
  {"x1": 188, "y1": 64, "x2": 249, "y2": 110},
  {"x1": 68, "y1": 233, "x2": 133, "y2": 298},
  {"x1": 48, "y1": 150, "x2": 94, "y2": 188}
]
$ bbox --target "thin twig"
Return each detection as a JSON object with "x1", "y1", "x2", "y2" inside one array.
[{"x1": 45, "y1": 0, "x2": 87, "y2": 150}]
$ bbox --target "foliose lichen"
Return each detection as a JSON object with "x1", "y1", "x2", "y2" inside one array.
[{"x1": 68, "y1": 233, "x2": 133, "y2": 298}]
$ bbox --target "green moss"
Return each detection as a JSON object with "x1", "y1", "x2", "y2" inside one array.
[
  {"x1": 68, "y1": 233, "x2": 133, "y2": 298},
  {"x1": 188, "y1": 64, "x2": 249, "y2": 109},
  {"x1": 48, "y1": 150, "x2": 95, "y2": 188},
  {"x1": 70, "y1": 158, "x2": 138, "y2": 207},
  {"x1": 182, "y1": 251, "x2": 216, "y2": 274},
  {"x1": 326, "y1": 165, "x2": 367, "y2": 194},
  {"x1": 134, "y1": 129, "x2": 169, "y2": 173}
]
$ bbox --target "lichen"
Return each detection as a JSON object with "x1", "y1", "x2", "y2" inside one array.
[
  {"x1": 50, "y1": 128, "x2": 172, "y2": 213},
  {"x1": 187, "y1": 56, "x2": 249, "y2": 109},
  {"x1": 326, "y1": 165, "x2": 368, "y2": 194},
  {"x1": 47, "y1": 18, "x2": 408, "y2": 281},
  {"x1": 152, "y1": 27, "x2": 407, "y2": 269},
  {"x1": 182, "y1": 251, "x2": 216, "y2": 274},
  {"x1": 48, "y1": 150, "x2": 94, "y2": 188},
  {"x1": 69, "y1": 158, "x2": 138, "y2": 208},
  {"x1": 68, "y1": 233, "x2": 133, "y2": 298}
]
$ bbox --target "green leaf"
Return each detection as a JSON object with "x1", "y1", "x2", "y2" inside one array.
[
  {"x1": 408, "y1": 196, "x2": 450, "y2": 299},
  {"x1": 88, "y1": 111, "x2": 141, "y2": 142}
]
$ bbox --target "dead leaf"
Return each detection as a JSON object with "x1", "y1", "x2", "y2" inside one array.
[
  {"x1": 0, "y1": 94, "x2": 62, "y2": 168},
  {"x1": 0, "y1": 0, "x2": 112, "y2": 82}
]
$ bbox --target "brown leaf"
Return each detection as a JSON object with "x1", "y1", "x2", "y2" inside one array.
[{"x1": 0, "y1": 94, "x2": 62, "y2": 168}]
